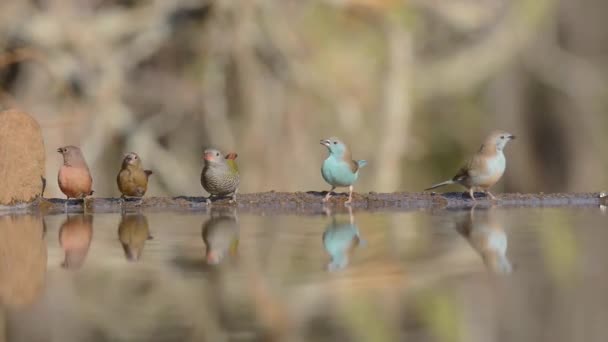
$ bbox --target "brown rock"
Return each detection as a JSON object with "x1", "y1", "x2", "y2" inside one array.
[
  {"x1": 0, "y1": 109, "x2": 46, "y2": 205},
  {"x1": 0, "y1": 215, "x2": 47, "y2": 309}
]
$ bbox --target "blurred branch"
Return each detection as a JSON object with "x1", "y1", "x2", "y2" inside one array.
[
  {"x1": 415, "y1": 0, "x2": 556, "y2": 99},
  {"x1": 374, "y1": 17, "x2": 412, "y2": 191}
]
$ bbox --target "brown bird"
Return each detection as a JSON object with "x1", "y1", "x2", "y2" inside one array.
[
  {"x1": 425, "y1": 130, "x2": 515, "y2": 200},
  {"x1": 57, "y1": 146, "x2": 93, "y2": 210},
  {"x1": 59, "y1": 214, "x2": 93, "y2": 270},
  {"x1": 116, "y1": 152, "x2": 153, "y2": 199},
  {"x1": 118, "y1": 213, "x2": 152, "y2": 262},
  {"x1": 454, "y1": 207, "x2": 512, "y2": 274}
]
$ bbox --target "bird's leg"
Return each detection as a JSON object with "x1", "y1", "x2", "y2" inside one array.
[
  {"x1": 229, "y1": 189, "x2": 238, "y2": 204},
  {"x1": 345, "y1": 185, "x2": 354, "y2": 206},
  {"x1": 468, "y1": 188, "x2": 476, "y2": 201},
  {"x1": 323, "y1": 187, "x2": 336, "y2": 202},
  {"x1": 64, "y1": 196, "x2": 69, "y2": 213},
  {"x1": 206, "y1": 195, "x2": 214, "y2": 205},
  {"x1": 485, "y1": 190, "x2": 497, "y2": 200}
]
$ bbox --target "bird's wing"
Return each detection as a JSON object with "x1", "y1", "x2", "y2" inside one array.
[
  {"x1": 348, "y1": 160, "x2": 359, "y2": 173},
  {"x1": 453, "y1": 153, "x2": 485, "y2": 181},
  {"x1": 465, "y1": 153, "x2": 488, "y2": 178}
]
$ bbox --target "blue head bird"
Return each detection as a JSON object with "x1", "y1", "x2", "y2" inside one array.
[
  {"x1": 322, "y1": 216, "x2": 365, "y2": 272},
  {"x1": 320, "y1": 137, "x2": 367, "y2": 206}
]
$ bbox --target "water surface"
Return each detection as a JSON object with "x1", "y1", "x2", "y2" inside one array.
[{"x1": 0, "y1": 206, "x2": 606, "y2": 342}]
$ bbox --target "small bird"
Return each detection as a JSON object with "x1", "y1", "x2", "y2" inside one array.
[
  {"x1": 116, "y1": 152, "x2": 153, "y2": 199},
  {"x1": 425, "y1": 130, "x2": 515, "y2": 200},
  {"x1": 201, "y1": 148, "x2": 240, "y2": 204},
  {"x1": 320, "y1": 137, "x2": 367, "y2": 205},
  {"x1": 118, "y1": 213, "x2": 152, "y2": 262},
  {"x1": 58, "y1": 214, "x2": 93, "y2": 270},
  {"x1": 57, "y1": 146, "x2": 93, "y2": 210},
  {"x1": 454, "y1": 207, "x2": 512, "y2": 274},
  {"x1": 202, "y1": 209, "x2": 239, "y2": 265},
  {"x1": 322, "y1": 208, "x2": 364, "y2": 271}
]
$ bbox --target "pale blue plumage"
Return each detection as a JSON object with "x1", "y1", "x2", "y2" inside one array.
[
  {"x1": 320, "y1": 137, "x2": 367, "y2": 205},
  {"x1": 323, "y1": 218, "x2": 365, "y2": 272},
  {"x1": 321, "y1": 157, "x2": 361, "y2": 187}
]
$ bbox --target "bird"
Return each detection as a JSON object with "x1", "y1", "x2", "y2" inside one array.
[
  {"x1": 201, "y1": 148, "x2": 240, "y2": 204},
  {"x1": 201, "y1": 209, "x2": 239, "y2": 265},
  {"x1": 454, "y1": 207, "x2": 512, "y2": 274},
  {"x1": 425, "y1": 130, "x2": 515, "y2": 200},
  {"x1": 118, "y1": 213, "x2": 152, "y2": 262},
  {"x1": 320, "y1": 137, "x2": 367, "y2": 205},
  {"x1": 58, "y1": 214, "x2": 93, "y2": 270},
  {"x1": 116, "y1": 152, "x2": 153, "y2": 200},
  {"x1": 57, "y1": 146, "x2": 93, "y2": 211},
  {"x1": 322, "y1": 207, "x2": 364, "y2": 271}
]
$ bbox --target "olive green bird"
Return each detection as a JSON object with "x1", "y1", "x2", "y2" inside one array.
[
  {"x1": 117, "y1": 152, "x2": 153, "y2": 199},
  {"x1": 201, "y1": 149, "x2": 240, "y2": 204}
]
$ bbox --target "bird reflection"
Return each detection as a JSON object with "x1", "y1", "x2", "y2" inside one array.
[
  {"x1": 201, "y1": 208, "x2": 239, "y2": 265},
  {"x1": 322, "y1": 207, "x2": 364, "y2": 272},
  {"x1": 58, "y1": 214, "x2": 93, "y2": 270},
  {"x1": 455, "y1": 206, "x2": 512, "y2": 274},
  {"x1": 118, "y1": 213, "x2": 152, "y2": 262}
]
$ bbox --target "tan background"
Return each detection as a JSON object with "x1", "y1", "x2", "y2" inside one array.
[{"x1": 0, "y1": 0, "x2": 606, "y2": 198}]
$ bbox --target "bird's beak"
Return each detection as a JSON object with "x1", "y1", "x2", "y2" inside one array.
[
  {"x1": 320, "y1": 139, "x2": 330, "y2": 147},
  {"x1": 56, "y1": 148, "x2": 63, "y2": 153},
  {"x1": 203, "y1": 152, "x2": 213, "y2": 161},
  {"x1": 509, "y1": 134, "x2": 516, "y2": 140}
]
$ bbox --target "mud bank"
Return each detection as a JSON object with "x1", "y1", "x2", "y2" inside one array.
[{"x1": 0, "y1": 191, "x2": 605, "y2": 215}]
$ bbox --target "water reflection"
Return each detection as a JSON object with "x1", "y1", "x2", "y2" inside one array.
[
  {"x1": 118, "y1": 213, "x2": 152, "y2": 262},
  {"x1": 454, "y1": 207, "x2": 512, "y2": 274},
  {"x1": 201, "y1": 209, "x2": 239, "y2": 265},
  {"x1": 0, "y1": 215, "x2": 47, "y2": 309},
  {"x1": 58, "y1": 214, "x2": 93, "y2": 270},
  {"x1": 322, "y1": 208, "x2": 365, "y2": 271}
]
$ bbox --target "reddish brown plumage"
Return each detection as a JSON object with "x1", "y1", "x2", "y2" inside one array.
[
  {"x1": 57, "y1": 146, "x2": 93, "y2": 199},
  {"x1": 59, "y1": 215, "x2": 93, "y2": 269}
]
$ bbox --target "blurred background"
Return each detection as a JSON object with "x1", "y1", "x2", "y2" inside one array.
[{"x1": 0, "y1": 0, "x2": 606, "y2": 198}]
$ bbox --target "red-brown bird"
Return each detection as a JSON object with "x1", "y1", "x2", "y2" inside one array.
[
  {"x1": 57, "y1": 146, "x2": 93, "y2": 210},
  {"x1": 59, "y1": 214, "x2": 93, "y2": 270}
]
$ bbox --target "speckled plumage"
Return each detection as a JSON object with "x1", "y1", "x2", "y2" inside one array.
[
  {"x1": 201, "y1": 148, "x2": 240, "y2": 203},
  {"x1": 202, "y1": 210, "x2": 239, "y2": 264}
]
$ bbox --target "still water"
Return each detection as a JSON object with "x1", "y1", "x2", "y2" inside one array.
[{"x1": 0, "y1": 206, "x2": 606, "y2": 342}]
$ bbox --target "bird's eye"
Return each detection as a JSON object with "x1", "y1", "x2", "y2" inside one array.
[
  {"x1": 216, "y1": 153, "x2": 219, "y2": 157},
  {"x1": 333, "y1": 141, "x2": 337, "y2": 145},
  {"x1": 500, "y1": 136, "x2": 505, "y2": 139}
]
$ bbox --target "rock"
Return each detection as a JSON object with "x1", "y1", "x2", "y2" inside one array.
[
  {"x1": 0, "y1": 215, "x2": 47, "y2": 309},
  {"x1": 0, "y1": 109, "x2": 46, "y2": 205}
]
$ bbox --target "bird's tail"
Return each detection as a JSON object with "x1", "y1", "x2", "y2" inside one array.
[
  {"x1": 356, "y1": 160, "x2": 368, "y2": 168},
  {"x1": 424, "y1": 180, "x2": 455, "y2": 191}
]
